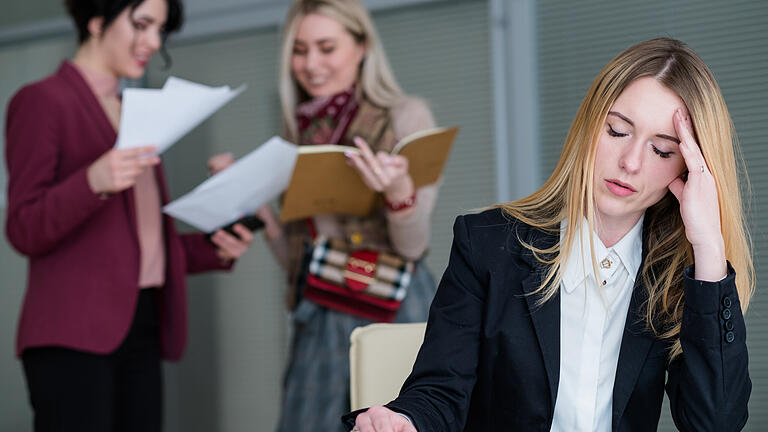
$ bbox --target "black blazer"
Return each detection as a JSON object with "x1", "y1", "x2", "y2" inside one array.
[{"x1": 343, "y1": 208, "x2": 750, "y2": 431}]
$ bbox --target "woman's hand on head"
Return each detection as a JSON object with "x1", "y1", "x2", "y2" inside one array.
[
  {"x1": 207, "y1": 152, "x2": 235, "y2": 175},
  {"x1": 667, "y1": 108, "x2": 727, "y2": 280},
  {"x1": 346, "y1": 137, "x2": 415, "y2": 203},
  {"x1": 87, "y1": 146, "x2": 160, "y2": 195},
  {"x1": 209, "y1": 223, "x2": 254, "y2": 261},
  {"x1": 353, "y1": 405, "x2": 417, "y2": 432}
]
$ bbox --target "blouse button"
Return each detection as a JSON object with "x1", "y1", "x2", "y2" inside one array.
[
  {"x1": 725, "y1": 332, "x2": 735, "y2": 343},
  {"x1": 722, "y1": 308, "x2": 732, "y2": 320},
  {"x1": 724, "y1": 320, "x2": 735, "y2": 331},
  {"x1": 722, "y1": 296, "x2": 732, "y2": 308}
]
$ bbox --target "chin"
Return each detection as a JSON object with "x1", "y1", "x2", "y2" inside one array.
[
  {"x1": 305, "y1": 88, "x2": 332, "y2": 98},
  {"x1": 125, "y1": 69, "x2": 145, "y2": 80},
  {"x1": 119, "y1": 63, "x2": 146, "y2": 80},
  {"x1": 303, "y1": 82, "x2": 347, "y2": 99}
]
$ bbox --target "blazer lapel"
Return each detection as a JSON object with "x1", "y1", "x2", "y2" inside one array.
[
  {"x1": 611, "y1": 232, "x2": 654, "y2": 430},
  {"x1": 519, "y1": 228, "x2": 561, "y2": 412},
  {"x1": 58, "y1": 61, "x2": 138, "y2": 238},
  {"x1": 58, "y1": 61, "x2": 117, "y2": 148}
]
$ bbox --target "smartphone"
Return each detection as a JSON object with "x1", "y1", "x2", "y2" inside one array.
[{"x1": 207, "y1": 215, "x2": 264, "y2": 242}]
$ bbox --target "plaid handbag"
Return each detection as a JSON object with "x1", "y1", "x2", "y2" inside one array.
[{"x1": 303, "y1": 235, "x2": 415, "y2": 322}]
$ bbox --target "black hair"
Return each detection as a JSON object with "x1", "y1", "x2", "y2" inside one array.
[{"x1": 64, "y1": 0, "x2": 183, "y2": 66}]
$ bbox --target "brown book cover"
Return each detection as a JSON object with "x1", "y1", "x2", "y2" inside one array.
[{"x1": 280, "y1": 126, "x2": 458, "y2": 222}]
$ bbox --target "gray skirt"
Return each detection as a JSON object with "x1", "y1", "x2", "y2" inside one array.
[{"x1": 275, "y1": 263, "x2": 437, "y2": 432}]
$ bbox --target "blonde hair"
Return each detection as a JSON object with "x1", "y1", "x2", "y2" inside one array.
[
  {"x1": 279, "y1": 0, "x2": 405, "y2": 143},
  {"x1": 499, "y1": 38, "x2": 754, "y2": 359}
]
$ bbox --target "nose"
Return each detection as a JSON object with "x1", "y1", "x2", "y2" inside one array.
[
  {"x1": 144, "y1": 29, "x2": 162, "y2": 53},
  {"x1": 619, "y1": 139, "x2": 644, "y2": 174},
  {"x1": 305, "y1": 48, "x2": 320, "y2": 72}
]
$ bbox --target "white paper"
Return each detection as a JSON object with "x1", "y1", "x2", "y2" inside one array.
[
  {"x1": 115, "y1": 77, "x2": 246, "y2": 154},
  {"x1": 163, "y1": 137, "x2": 298, "y2": 232}
]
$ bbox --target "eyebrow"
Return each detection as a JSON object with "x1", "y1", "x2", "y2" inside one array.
[
  {"x1": 294, "y1": 38, "x2": 336, "y2": 44},
  {"x1": 132, "y1": 14, "x2": 163, "y2": 27},
  {"x1": 607, "y1": 111, "x2": 681, "y2": 144},
  {"x1": 133, "y1": 13, "x2": 155, "y2": 23}
]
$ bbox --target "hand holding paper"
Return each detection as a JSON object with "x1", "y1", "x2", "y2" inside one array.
[{"x1": 87, "y1": 146, "x2": 160, "y2": 194}]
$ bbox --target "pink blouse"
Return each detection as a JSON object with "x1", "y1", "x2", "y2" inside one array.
[{"x1": 74, "y1": 62, "x2": 166, "y2": 288}]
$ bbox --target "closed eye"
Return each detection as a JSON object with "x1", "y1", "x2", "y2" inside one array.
[
  {"x1": 320, "y1": 46, "x2": 336, "y2": 54},
  {"x1": 652, "y1": 146, "x2": 673, "y2": 159},
  {"x1": 131, "y1": 19, "x2": 148, "y2": 31},
  {"x1": 607, "y1": 125, "x2": 627, "y2": 137}
]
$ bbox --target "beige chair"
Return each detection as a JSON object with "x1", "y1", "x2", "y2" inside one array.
[{"x1": 349, "y1": 322, "x2": 427, "y2": 411}]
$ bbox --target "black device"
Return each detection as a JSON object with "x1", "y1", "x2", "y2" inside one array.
[{"x1": 206, "y1": 214, "x2": 264, "y2": 242}]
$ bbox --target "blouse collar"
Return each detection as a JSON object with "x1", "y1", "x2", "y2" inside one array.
[{"x1": 560, "y1": 215, "x2": 644, "y2": 293}]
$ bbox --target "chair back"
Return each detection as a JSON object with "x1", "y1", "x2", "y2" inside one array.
[{"x1": 349, "y1": 322, "x2": 427, "y2": 411}]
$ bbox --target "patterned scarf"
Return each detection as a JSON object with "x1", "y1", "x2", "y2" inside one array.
[{"x1": 296, "y1": 85, "x2": 359, "y2": 145}]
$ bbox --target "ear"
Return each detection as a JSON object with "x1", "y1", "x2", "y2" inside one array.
[
  {"x1": 356, "y1": 41, "x2": 368, "y2": 66},
  {"x1": 87, "y1": 16, "x2": 105, "y2": 39}
]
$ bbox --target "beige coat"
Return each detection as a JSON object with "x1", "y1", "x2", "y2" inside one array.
[{"x1": 266, "y1": 96, "x2": 439, "y2": 303}]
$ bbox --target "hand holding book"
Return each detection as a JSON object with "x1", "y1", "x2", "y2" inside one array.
[
  {"x1": 280, "y1": 126, "x2": 458, "y2": 222},
  {"x1": 345, "y1": 137, "x2": 415, "y2": 208}
]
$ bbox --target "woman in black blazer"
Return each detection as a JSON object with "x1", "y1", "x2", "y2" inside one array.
[{"x1": 345, "y1": 38, "x2": 753, "y2": 431}]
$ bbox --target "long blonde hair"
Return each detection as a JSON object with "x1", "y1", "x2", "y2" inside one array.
[
  {"x1": 500, "y1": 38, "x2": 754, "y2": 359},
  {"x1": 279, "y1": 0, "x2": 405, "y2": 143}
]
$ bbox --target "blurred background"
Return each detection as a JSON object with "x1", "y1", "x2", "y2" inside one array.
[{"x1": 0, "y1": 0, "x2": 765, "y2": 430}]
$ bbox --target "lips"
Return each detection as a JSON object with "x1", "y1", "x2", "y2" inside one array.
[
  {"x1": 605, "y1": 179, "x2": 636, "y2": 197},
  {"x1": 306, "y1": 76, "x2": 328, "y2": 87},
  {"x1": 134, "y1": 53, "x2": 150, "y2": 68}
]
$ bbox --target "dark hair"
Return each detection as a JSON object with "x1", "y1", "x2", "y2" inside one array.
[{"x1": 64, "y1": 0, "x2": 183, "y2": 46}]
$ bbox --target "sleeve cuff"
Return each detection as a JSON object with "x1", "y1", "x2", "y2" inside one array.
[
  {"x1": 396, "y1": 412, "x2": 415, "y2": 425},
  {"x1": 683, "y1": 261, "x2": 737, "y2": 314}
]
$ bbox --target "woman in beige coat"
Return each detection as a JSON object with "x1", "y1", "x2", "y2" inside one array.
[{"x1": 210, "y1": 1, "x2": 440, "y2": 430}]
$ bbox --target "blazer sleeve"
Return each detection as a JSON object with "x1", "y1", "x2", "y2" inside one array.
[
  {"x1": 666, "y1": 263, "x2": 751, "y2": 432},
  {"x1": 5, "y1": 85, "x2": 107, "y2": 257},
  {"x1": 343, "y1": 214, "x2": 486, "y2": 431},
  {"x1": 179, "y1": 232, "x2": 235, "y2": 274}
]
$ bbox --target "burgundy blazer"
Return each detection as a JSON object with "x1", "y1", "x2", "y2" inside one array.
[{"x1": 5, "y1": 61, "x2": 232, "y2": 361}]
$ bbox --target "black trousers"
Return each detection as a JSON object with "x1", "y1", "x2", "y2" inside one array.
[{"x1": 22, "y1": 289, "x2": 163, "y2": 432}]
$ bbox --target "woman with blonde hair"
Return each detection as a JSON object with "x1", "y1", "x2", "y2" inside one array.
[
  {"x1": 345, "y1": 37, "x2": 753, "y2": 431},
  {"x1": 209, "y1": 0, "x2": 439, "y2": 429}
]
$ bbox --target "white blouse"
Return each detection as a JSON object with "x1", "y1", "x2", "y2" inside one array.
[{"x1": 551, "y1": 216, "x2": 644, "y2": 432}]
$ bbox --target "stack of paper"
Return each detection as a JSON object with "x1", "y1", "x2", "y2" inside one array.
[
  {"x1": 163, "y1": 137, "x2": 298, "y2": 233},
  {"x1": 115, "y1": 77, "x2": 246, "y2": 154}
]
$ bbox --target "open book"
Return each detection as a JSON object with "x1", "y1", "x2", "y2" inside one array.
[{"x1": 280, "y1": 126, "x2": 458, "y2": 222}]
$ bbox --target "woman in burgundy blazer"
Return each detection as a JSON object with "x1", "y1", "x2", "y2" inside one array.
[{"x1": 4, "y1": 0, "x2": 252, "y2": 430}]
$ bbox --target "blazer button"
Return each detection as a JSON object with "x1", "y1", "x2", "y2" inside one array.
[
  {"x1": 722, "y1": 296, "x2": 732, "y2": 308},
  {"x1": 725, "y1": 332, "x2": 735, "y2": 343},
  {"x1": 722, "y1": 308, "x2": 732, "y2": 320},
  {"x1": 725, "y1": 320, "x2": 734, "y2": 331}
]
